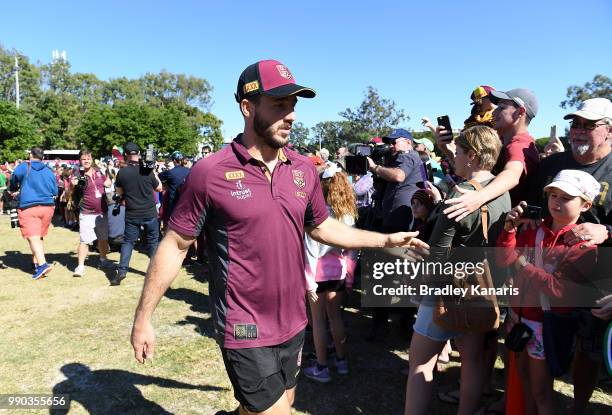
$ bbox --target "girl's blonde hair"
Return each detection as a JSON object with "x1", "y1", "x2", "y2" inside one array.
[
  {"x1": 455, "y1": 125, "x2": 502, "y2": 170},
  {"x1": 321, "y1": 171, "x2": 357, "y2": 220}
]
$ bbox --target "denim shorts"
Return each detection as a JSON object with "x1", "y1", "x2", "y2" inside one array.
[{"x1": 413, "y1": 304, "x2": 463, "y2": 342}]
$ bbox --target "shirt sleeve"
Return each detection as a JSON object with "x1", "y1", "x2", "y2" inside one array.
[
  {"x1": 168, "y1": 165, "x2": 209, "y2": 237},
  {"x1": 304, "y1": 167, "x2": 329, "y2": 227}
]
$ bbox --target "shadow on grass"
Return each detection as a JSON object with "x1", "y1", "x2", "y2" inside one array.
[
  {"x1": 50, "y1": 362, "x2": 226, "y2": 415},
  {"x1": 164, "y1": 287, "x2": 214, "y2": 338}
]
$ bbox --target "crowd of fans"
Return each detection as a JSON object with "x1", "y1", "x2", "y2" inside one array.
[{"x1": 2, "y1": 85, "x2": 611, "y2": 414}]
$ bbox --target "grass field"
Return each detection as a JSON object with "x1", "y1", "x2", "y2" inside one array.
[{"x1": 0, "y1": 217, "x2": 610, "y2": 414}]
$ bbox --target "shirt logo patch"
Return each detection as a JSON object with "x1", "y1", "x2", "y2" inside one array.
[
  {"x1": 276, "y1": 65, "x2": 293, "y2": 80},
  {"x1": 234, "y1": 323, "x2": 258, "y2": 340},
  {"x1": 243, "y1": 80, "x2": 259, "y2": 94},
  {"x1": 292, "y1": 169, "x2": 305, "y2": 189},
  {"x1": 295, "y1": 191, "x2": 306, "y2": 199},
  {"x1": 225, "y1": 170, "x2": 245, "y2": 180},
  {"x1": 230, "y1": 180, "x2": 252, "y2": 200}
]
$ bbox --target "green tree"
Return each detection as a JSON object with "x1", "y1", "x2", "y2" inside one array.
[
  {"x1": 0, "y1": 100, "x2": 42, "y2": 162},
  {"x1": 311, "y1": 120, "x2": 353, "y2": 156},
  {"x1": 0, "y1": 46, "x2": 42, "y2": 111},
  {"x1": 560, "y1": 75, "x2": 611, "y2": 109},
  {"x1": 78, "y1": 102, "x2": 214, "y2": 157},
  {"x1": 289, "y1": 121, "x2": 310, "y2": 149},
  {"x1": 339, "y1": 86, "x2": 408, "y2": 141}
]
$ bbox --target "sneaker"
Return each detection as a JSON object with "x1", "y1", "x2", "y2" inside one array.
[
  {"x1": 73, "y1": 265, "x2": 85, "y2": 278},
  {"x1": 32, "y1": 263, "x2": 52, "y2": 280},
  {"x1": 110, "y1": 270, "x2": 126, "y2": 286},
  {"x1": 335, "y1": 357, "x2": 349, "y2": 375},
  {"x1": 98, "y1": 258, "x2": 114, "y2": 269},
  {"x1": 303, "y1": 364, "x2": 331, "y2": 383}
]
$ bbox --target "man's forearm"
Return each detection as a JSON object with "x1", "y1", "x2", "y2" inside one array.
[
  {"x1": 478, "y1": 168, "x2": 520, "y2": 205},
  {"x1": 134, "y1": 232, "x2": 191, "y2": 322},
  {"x1": 373, "y1": 166, "x2": 403, "y2": 183},
  {"x1": 309, "y1": 218, "x2": 387, "y2": 249}
]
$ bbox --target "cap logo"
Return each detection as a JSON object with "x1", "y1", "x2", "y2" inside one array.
[
  {"x1": 244, "y1": 80, "x2": 259, "y2": 94},
  {"x1": 225, "y1": 170, "x2": 245, "y2": 180},
  {"x1": 276, "y1": 65, "x2": 293, "y2": 80}
]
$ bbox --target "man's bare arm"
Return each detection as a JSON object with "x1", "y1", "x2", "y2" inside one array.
[
  {"x1": 131, "y1": 229, "x2": 195, "y2": 363},
  {"x1": 307, "y1": 217, "x2": 428, "y2": 251},
  {"x1": 443, "y1": 160, "x2": 523, "y2": 221},
  {"x1": 134, "y1": 229, "x2": 194, "y2": 321}
]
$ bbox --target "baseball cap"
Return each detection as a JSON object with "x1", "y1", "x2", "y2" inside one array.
[
  {"x1": 470, "y1": 85, "x2": 495, "y2": 103},
  {"x1": 543, "y1": 169, "x2": 601, "y2": 202},
  {"x1": 563, "y1": 98, "x2": 612, "y2": 121},
  {"x1": 413, "y1": 138, "x2": 434, "y2": 152},
  {"x1": 124, "y1": 142, "x2": 140, "y2": 155},
  {"x1": 489, "y1": 88, "x2": 539, "y2": 119},
  {"x1": 383, "y1": 128, "x2": 413, "y2": 144},
  {"x1": 370, "y1": 137, "x2": 383, "y2": 144},
  {"x1": 235, "y1": 59, "x2": 316, "y2": 102},
  {"x1": 171, "y1": 151, "x2": 184, "y2": 161}
]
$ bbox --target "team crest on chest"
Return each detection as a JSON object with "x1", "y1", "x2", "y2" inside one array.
[{"x1": 292, "y1": 170, "x2": 305, "y2": 189}]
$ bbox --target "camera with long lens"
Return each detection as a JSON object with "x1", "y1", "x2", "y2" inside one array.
[
  {"x1": 142, "y1": 144, "x2": 157, "y2": 170},
  {"x1": 111, "y1": 194, "x2": 123, "y2": 216},
  {"x1": 7, "y1": 197, "x2": 19, "y2": 228},
  {"x1": 77, "y1": 166, "x2": 87, "y2": 188},
  {"x1": 344, "y1": 143, "x2": 393, "y2": 175}
]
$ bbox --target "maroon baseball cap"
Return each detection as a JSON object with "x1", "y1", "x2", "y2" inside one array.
[{"x1": 235, "y1": 59, "x2": 316, "y2": 102}]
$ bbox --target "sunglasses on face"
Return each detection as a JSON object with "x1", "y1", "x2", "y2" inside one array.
[{"x1": 570, "y1": 120, "x2": 607, "y2": 131}]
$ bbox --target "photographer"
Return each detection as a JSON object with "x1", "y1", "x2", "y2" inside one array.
[
  {"x1": 70, "y1": 149, "x2": 112, "y2": 278},
  {"x1": 112, "y1": 142, "x2": 162, "y2": 286},
  {"x1": 367, "y1": 129, "x2": 426, "y2": 233},
  {"x1": 9, "y1": 147, "x2": 58, "y2": 280}
]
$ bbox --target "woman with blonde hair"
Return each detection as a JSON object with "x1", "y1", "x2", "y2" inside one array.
[
  {"x1": 303, "y1": 163, "x2": 358, "y2": 383},
  {"x1": 405, "y1": 125, "x2": 511, "y2": 415}
]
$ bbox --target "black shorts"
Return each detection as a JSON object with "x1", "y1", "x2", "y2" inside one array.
[
  {"x1": 316, "y1": 279, "x2": 346, "y2": 294},
  {"x1": 577, "y1": 309, "x2": 607, "y2": 361},
  {"x1": 221, "y1": 330, "x2": 305, "y2": 413}
]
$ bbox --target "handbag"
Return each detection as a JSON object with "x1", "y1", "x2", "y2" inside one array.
[{"x1": 433, "y1": 180, "x2": 500, "y2": 332}]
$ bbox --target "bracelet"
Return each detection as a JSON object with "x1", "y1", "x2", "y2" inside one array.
[{"x1": 374, "y1": 165, "x2": 380, "y2": 174}]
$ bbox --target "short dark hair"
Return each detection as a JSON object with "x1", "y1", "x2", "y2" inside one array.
[
  {"x1": 30, "y1": 147, "x2": 44, "y2": 160},
  {"x1": 79, "y1": 149, "x2": 92, "y2": 158}
]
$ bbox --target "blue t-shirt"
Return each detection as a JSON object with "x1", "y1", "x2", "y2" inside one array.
[{"x1": 381, "y1": 151, "x2": 426, "y2": 228}]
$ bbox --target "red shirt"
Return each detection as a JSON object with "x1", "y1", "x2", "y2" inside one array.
[
  {"x1": 169, "y1": 136, "x2": 329, "y2": 348},
  {"x1": 496, "y1": 219, "x2": 598, "y2": 322},
  {"x1": 493, "y1": 132, "x2": 540, "y2": 205}
]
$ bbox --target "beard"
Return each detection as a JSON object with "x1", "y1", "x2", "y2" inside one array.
[
  {"x1": 570, "y1": 140, "x2": 590, "y2": 156},
  {"x1": 253, "y1": 111, "x2": 290, "y2": 149}
]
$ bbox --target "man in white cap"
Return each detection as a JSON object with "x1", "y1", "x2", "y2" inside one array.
[{"x1": 530, "y1": 97, "x2": 612, "y2": 415}]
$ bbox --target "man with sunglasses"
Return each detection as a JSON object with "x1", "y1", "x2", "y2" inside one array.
[{"x1": 529, "y1": 97, "x2": 612, "y2": 415}]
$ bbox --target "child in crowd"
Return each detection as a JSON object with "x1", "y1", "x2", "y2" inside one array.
[
  {"x1": 303, "y1": 164, "x2": 358, "y2": 383},
  {"x1": 496, "y1": 169, "x2": 600, "y2": 415}
]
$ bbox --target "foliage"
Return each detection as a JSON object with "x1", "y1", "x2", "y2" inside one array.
[
  {"x1": 0, "y1": 45, "x2": 222, "y2": 158},
  {"x1": 0, "y1": 100, "x2": 42, "y2": 162},
  {"x1": 560, "y1": 75, "x2": 611, "y2": 109},
  {"x1": 289, "y1": 121, "x2": 311, "y2": 150}
]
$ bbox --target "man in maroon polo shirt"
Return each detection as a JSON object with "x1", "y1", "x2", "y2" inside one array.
[{"x1": 130, "y1": 59, "x2": 428, "y2": 415}]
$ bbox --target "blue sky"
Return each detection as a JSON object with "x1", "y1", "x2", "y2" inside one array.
[{"x1": 1, "y1": 0, "x2": 611, "y2": 141}]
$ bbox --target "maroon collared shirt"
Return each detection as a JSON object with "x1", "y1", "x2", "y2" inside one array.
[{"x1": 169, "y1": 135, "x2": 329, "y2": 349}]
